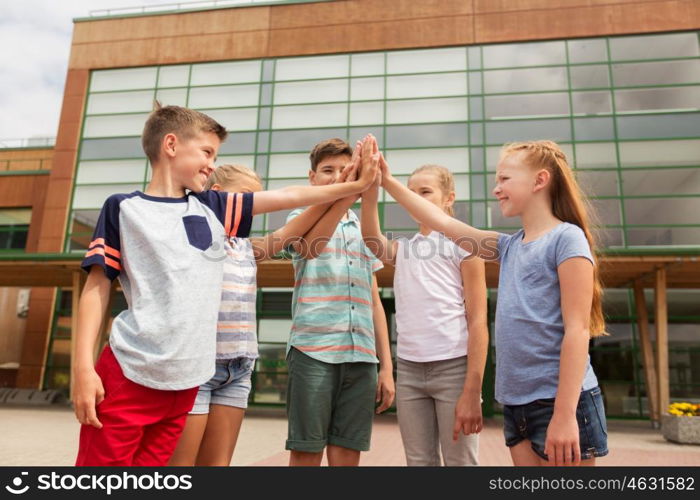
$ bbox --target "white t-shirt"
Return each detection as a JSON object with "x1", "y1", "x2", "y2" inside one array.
[{"x1": 394, "y1": 231, "x2": 470, "y2": 362}]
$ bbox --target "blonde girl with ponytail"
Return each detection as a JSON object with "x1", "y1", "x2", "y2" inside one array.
[{"x1": 374, "y1": 134, "x2": 608, "y2": 467}]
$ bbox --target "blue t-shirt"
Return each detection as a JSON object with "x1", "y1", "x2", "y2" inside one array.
[{"x1": 495, "y1": 222, "x2": 599, "y2": 406}]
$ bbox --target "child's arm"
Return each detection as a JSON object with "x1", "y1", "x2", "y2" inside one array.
[
  {"x1": 379, "y1": 152, "x2": 499, "y2": 260},
  {"x1": 452, "y1": 257, "x2": 489, "y2": 440},
  {"x1": 253, "y1": 149, "x2": 364, "y2": 260},
  {"x1": 72, "y1": 266, "x2": 111, "y2": 429},
  {"x1": 251, "y1": 153, "x2": 376, "y2": 216},
  {"x1": 546, "y1": 257, "x2": 595, "y2": 466},
  {"x1": 290, "y1": 194, "x2": 360, "y2": 259},
  {"x1": 280, "y1": 144, "x2": 362, "y2": 259},
  {"x1": 360, "y1": 174, "x2": 397, "y2": 265},
  {"x1": 251, "y1": 202, "x2": 332, "y2": 260},
  {"x1": 371, "y1": 275, "x2": 395, "y2": 414}
]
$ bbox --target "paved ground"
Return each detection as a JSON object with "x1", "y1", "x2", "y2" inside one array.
[{"x1": 1, "y1": 405, "x2": 699, "y2": 466}]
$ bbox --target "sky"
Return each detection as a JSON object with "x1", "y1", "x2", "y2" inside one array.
[{"x1": 0, "y1": 0, "x2": 182, "y2": 144}]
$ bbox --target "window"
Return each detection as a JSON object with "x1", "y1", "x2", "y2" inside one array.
[{"x1": 0, "y1": 209, "x2": 31, "y2": 251}]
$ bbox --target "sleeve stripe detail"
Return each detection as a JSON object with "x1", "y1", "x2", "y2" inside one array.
[
  {"x1": 85, "y1": 246, "x2": 121, "y2": 263},
  {"x1": 88, "y1": 238, "x2": 105, "y2": 249},
  {"x1": 85, "y1": 247, "x2": 103, "y2": 258},
  {"x1": 104, "y1": 245, "x2": 121, "y2": 259},
  {"x1": 230, "y1": 194, "x2": 243, "y2": 236},
  {"x1": 224, "y1": 192, "x2": 233, "y2": 236},
  {"x1": 104, "y1": 256, "x2": 122, "y2": 271}
]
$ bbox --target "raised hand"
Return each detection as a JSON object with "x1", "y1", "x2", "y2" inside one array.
[
  {"x1": 358, "y1": 135, "x2": 379, "y2": 188},
  {"x1": 338, "y1": 140, "x2": 362, "y2": 183}
]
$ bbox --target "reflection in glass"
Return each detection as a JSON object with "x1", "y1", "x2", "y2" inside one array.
[
  {"x1": 274, "y1": 79, "x2": 348, "y2": 105},
  {"x1": 610, "y1": 33, "x2": 699, "y2": 61},
  {"x1": 87, "y1": 90, "x2": 154, "y2": 115},
  {"x1": 569, "y1": 65, "x2": 610, "y2": 89},
  {"x1": 83, "y1": 114, "x2": 150, "y2": 138},
  {"x1": 617, "y1": 113, "x2": 700, "y2": 139},
  {"x1": 486, "y1": 118, "x2": 571, "y2": 144},
  {"x1": 157, "y1": 65, "x2": 190, "y2": 87},
  {"x1": 485, "y1": 93, "x2": 569, "y2": 119},
  {"x1": 568, "y1": 39, "x2": 607, "y2": 64},
  {"x1": 188, "y1": 84, "x2": 259, "y2": 109},
  {"x1": 572, "y1": 91, "x2": 612, "y2": 115},
  {"x1": 384, "y1": 148, "x2": 469, "y2": 175},
  {"x1": 612, "y1": 60, "x2": 700, "y2": 87},
  {"x1": 619, "y1": 139, "x2": 700, "y2": 167},
  {"x1": 275, "y1": 55, "x2": 348, "y2": 81},
  {"x1": 91, "y1": 67, "x2": 157, "y2": 92},
  {"x1": 270, "y1": 128, "x2": 347, "y2": 153},
  {"x1": 350, "y1": 102, "x2": 384, "y2": 126},
  {"x1": 386, "y1": 97, "x2": 467, "y2": 124},
  {"x1": 482, "y1": 41, "x2": 566, "y2": 68},
  {"x1": 387, "y1": 47, "x2": 466, "y2": 74},
  {"x1": 190, "y1": 60, "x2": 261, "y2": 86},
  {"x1": 76, "y1": 159, "x2": 146, "y2": 184},
  {"x1": 622, "y1": 169, "x2": 700, "y2": 196},
  {"x1": 386, "y1": 123, "x2": 468, "y2": 148},
  {"x1": 387, "y1": 73, "x2": 467, "y2": 99},
  {"x1": 272, "y1": 103, "x2": 347, "y2": 129},
  {"x1": 615, "y1": 87, "x2": 700, "y2": 113}
]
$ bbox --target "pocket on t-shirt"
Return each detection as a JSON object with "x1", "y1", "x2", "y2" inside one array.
[{"x1": 183, "y1": 215, "x2": 213, "y2": 251}]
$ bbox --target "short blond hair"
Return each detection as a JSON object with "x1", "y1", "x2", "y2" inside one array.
[
  {"x1": 205, "y1": 164, "x2": 261, "y2": 190},
  {"x1": 409, "y1": 164, "x2": 456, "y2": 216}
]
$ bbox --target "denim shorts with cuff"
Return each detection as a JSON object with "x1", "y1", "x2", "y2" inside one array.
[
  {"x1": 503, "y1": 386, "x2": 608, "y2": 461},
  {"x1": 190, "y1": 357, "x2": 254, "y2": 414}
]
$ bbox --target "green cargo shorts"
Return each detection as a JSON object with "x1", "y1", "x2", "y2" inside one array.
[{"x1": 285, "y1": 347, "x2": 378, "y2": 453}]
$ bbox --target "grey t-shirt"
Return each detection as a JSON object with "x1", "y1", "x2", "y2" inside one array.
[
  {"x1": 495, "y1": 222, "x2": 599, "y2": 406},
  {"x1": 81, "y1": 190, "x2": 253, "y2": 390}
]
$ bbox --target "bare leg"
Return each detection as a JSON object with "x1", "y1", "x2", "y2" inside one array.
[
  {"x1": 326, "y1": 445, "x2": 361, "y2": 466},
  {"x1": 195, "y1": 405, "x2": 246, "y2": 466},
  {"x1": 289, "y1": 450, "x2": 324, "y2": 466},
  {"x1": 509, "y1": 440, "x2": 542, "y2": 466},
  {"x1": 168, "y1": 413, "x2": 208, "y2": 466}
]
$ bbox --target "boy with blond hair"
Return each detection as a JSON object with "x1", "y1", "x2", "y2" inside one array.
[{"x1": 73, "y1": 105, "x2": 377, "y2": 466}]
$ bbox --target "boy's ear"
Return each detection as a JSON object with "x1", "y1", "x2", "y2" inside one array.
[
  {"x1": 163, "y1": 133, "x2": 177, "y2": 158},
  {"x1": 210, "y1": 183, "x2": 221, "y2": 191},
  {"x1": 533, "y1": 169, "x2": 551, "y2": 193},
  {"x1": 308, "y1": 169, "x2": 316, "y2": 185}
]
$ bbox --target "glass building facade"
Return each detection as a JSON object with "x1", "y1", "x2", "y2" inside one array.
[{"x1": 44, "y1": 31, "x2": 700, "y2": 416}]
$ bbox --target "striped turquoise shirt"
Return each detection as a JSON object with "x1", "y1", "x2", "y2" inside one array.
[{"x1": 286, "y1": 208, "x2": 383, "y2": 364}]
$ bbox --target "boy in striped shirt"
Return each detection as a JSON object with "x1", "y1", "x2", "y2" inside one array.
[{"x1": 285, "y1": 137, "x2": 395, "y2": 466}]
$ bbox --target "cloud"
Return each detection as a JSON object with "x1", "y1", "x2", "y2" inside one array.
[{"x1": 0, "y1": 0, "x2": 175, "y2": 141}]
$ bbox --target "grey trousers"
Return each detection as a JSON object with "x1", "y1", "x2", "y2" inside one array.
[{"x1": 396, "y1": 356, "x2": 479, "y2": 466}]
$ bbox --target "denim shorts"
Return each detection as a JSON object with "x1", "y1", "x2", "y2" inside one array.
[
  {"x1": 190, "y1": 357, "x2": 254, "y2": 414},
  {"x1": 503, "y1": 386, "x2": 608, "y2": 461}
]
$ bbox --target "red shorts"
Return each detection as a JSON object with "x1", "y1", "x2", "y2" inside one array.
[{"x1": 75, "y1": 345, "x2": 198, "y2": 466}]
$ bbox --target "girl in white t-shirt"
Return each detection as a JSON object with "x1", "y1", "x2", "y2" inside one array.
[{"x1": 361, "y1": 155, "x2": 489, "y2": 466}]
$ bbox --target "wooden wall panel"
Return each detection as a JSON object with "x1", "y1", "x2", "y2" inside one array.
[
  {"x1": 474, "y1": 0, "x2": 661, "y2": 12},
  {"x1": 72, "y1": 7, "x2": 271, "y2": 44},
  {"x1": 0, "y1": 288, "x2": 27, "y2": 365},
  {"x1": 268, "y1": 0, "x2": 473, "y2": 29},
  {"x1": 16, "y1": 288, "x2": 55, "y2": 389},
  {"x1": 67, "y1": 0, "x2": 699, "y2": 69},
  {"x1": 268, "y1": 15, "x2": 474, "y2": 56},
  {"x1": 69, "y1": 31, "x2": 270, "y2": 69},
  {"x1": 476, "y1": 0, "x2": 698, "y2": 43},
  {"x1": 0, "y1": 175, "x2": 47, "y2": 208}
]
